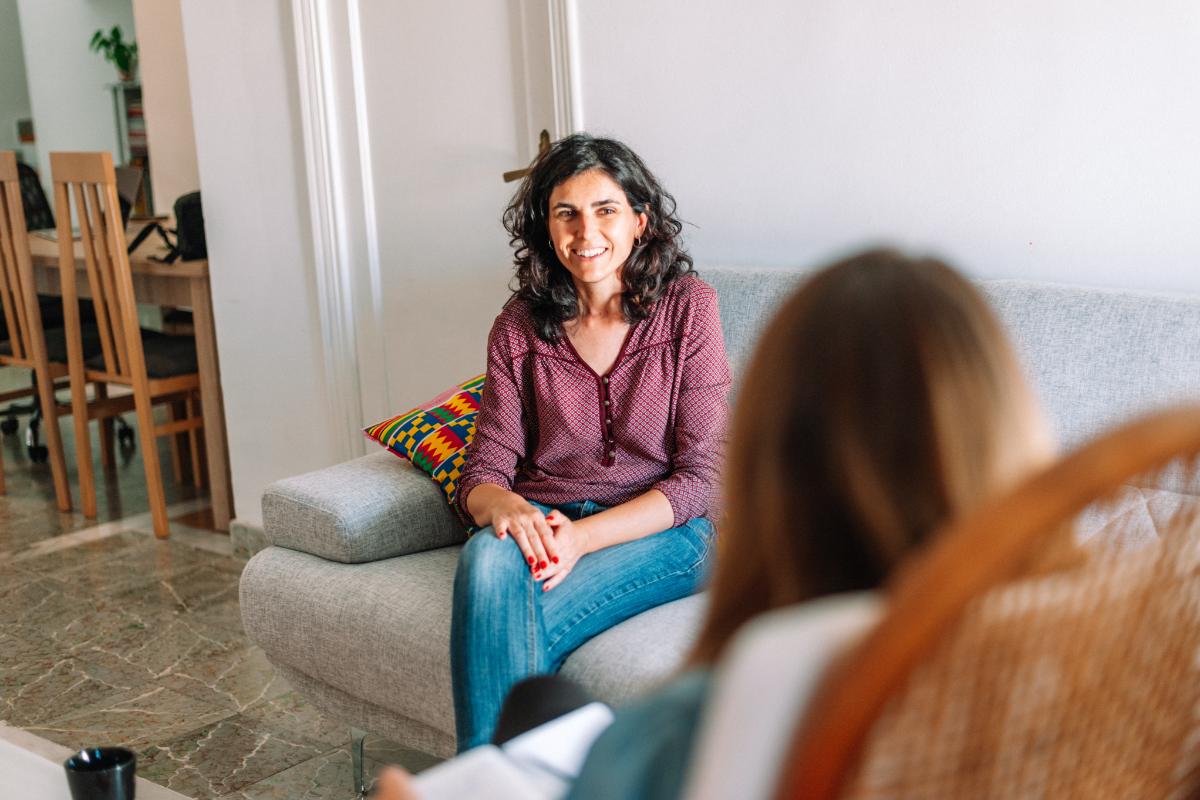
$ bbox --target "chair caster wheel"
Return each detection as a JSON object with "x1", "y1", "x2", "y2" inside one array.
[
  {"x1": 28, "y1": 444, "x2": 49, "y2": 463},
  {"x1": 1, "y1": 418, "x2": 17, "y2": 435}
]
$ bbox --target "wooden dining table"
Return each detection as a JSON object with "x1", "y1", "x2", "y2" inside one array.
[{"x1": 27, "y1": 227, "x2": 233, "y2": 531}]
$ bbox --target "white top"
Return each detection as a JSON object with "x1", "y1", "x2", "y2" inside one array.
[{"x1": 682, "y1": 592, "x2": 883, "y2": 800}]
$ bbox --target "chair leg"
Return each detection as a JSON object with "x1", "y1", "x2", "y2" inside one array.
[
  {"x1": 96, "y1": 383, "x2": 115, "y2": 469},
  {"x1": 69, "y1": 375, "x2": 97, "y2": 518},
  {"x1": 34, "y1": 371, "x2": 72, "y2": 512},
  {"x1": 168, "y1": 399, "x2": 185, "y2": 484},
  {"x1": 132, "y1": 386, "x2": 170, "y2": 539},
  {"x1": 187, "y1": 392, "x2": 203, "y2": 489},
  {"x1": 350, "y1": 727, "x2": 368, "y2": 799}
]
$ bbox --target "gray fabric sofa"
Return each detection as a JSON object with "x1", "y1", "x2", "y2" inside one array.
[{"x1": 240, "y1": 265, "x2": 1200, "y2": 759}]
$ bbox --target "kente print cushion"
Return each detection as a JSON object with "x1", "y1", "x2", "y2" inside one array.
[{"x1": 363, "y1": 374, "x2": 485, "y2": 508}]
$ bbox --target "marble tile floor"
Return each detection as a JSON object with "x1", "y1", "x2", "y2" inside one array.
[{"x1": 1, "y1": 395, "x2": 439, "y2": 797}]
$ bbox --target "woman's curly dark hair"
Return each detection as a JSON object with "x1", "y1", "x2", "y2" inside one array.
[{"x1": 503, "y1": 133, "x2": 694, "y2": 342}]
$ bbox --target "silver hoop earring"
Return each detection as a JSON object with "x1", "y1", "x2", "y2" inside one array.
[{"x1": 634, "y1": 236, "x2": 643, "y2": 247}]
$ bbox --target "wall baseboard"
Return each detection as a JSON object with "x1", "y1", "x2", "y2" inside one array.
[{"x1": 231, "y1": 517, "x2": 270, "y2": 560}]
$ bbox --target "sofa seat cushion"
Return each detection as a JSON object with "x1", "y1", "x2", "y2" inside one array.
[
  {"x1": 560, "y1": 593, "x2": 708, "y2": 706},
  {"x1": 240, "y1": 544, "x2": 708, "y2": 741}
]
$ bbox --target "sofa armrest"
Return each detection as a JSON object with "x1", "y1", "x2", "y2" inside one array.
[{"x1": 262, "y1": 450, "x2": 467, "y2": 563}]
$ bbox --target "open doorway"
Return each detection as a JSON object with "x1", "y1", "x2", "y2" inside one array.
[
  {"x1": 3, "y1": 0, "x2": 143, "y2": 209},
  {"x1": 1, "y1": 0, "x2": 200, "y2": 221},
  {"x1": 0, "y1": 0, "x2": 37, "y2": 170},
  {"x1": 0, "y1": 0, "x2": 212, "y2": 526}
]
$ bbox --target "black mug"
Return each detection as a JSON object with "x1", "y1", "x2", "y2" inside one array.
[{"x1": 63, "y1": 747, "x2": 136, "y2": 800}]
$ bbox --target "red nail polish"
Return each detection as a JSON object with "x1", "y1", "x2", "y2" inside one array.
[
  {"x1": 538, "y1": 561, "x2": 547, "y2": 570},
  {"x1": 527, "y1": 556, "x2": 535, "y2": 565},
  {"x1": 552, "y1": 556, "x2": 559, "y2": 564}
]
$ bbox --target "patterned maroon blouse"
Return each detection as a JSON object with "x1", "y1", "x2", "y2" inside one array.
[{"x1": 456, "y1": 274, "x2": 731, "y2": 528}]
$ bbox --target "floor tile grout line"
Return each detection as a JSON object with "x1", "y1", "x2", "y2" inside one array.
[{"x1": 230, "y1": 741, "x2": 362, "y2": 800}]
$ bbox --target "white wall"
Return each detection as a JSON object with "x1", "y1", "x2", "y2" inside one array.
[
  {"x1": 576, "y1": 0, "x2": 1200, "y2": 295},
  {"x1": 356, "y1": 2, "x2": 528, "y2": 411},
  {"x1": 131, "y1": 0, "x2": 199, "y2": 212},
  {"x1": 180, "y1": 0, "x2": 339, "y2": 529},
  {"x1": 0, "y1": 0, "x2": 33, "y2": 157},
  {"x1": 16, "y1": 0, "x2": 135, "y2": 187}
]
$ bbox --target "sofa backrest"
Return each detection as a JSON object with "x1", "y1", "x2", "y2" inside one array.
[
  {"x1": 703, "y1": 266, "x2": 807, "y2": 383},
  {"x1": 702, "y1": 265, "x2": 1200, "y2": 494},
  {"x1": 981, "y1": 280, "x2": 1200, "y2": 450}
]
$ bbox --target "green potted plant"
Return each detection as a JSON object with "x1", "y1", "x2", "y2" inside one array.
[{"x1": 90, "y1": 26, "x2": 138, "y2": 82}]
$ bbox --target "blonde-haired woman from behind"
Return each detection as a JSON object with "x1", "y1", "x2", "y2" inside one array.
[{"x1": 570, "y1": 250, "x2": 1054, "y2": 800}]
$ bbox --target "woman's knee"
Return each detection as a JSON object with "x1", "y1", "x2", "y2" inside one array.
[{"x1": 455, "y1": 530, "x2": 528, "y2": 596}]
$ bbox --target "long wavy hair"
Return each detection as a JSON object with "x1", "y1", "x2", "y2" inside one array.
[
  {"x1": 689, "y1": 250, "x2": 1053, "y2": 664},
  {"x1": 503, "y1": 133, "x2": 694, "y2": 342}
]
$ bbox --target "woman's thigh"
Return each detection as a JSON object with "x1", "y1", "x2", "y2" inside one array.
[
  {"x1": 453, "y1": 526, "x2": 542, "y2": 648},
  {"x1": 539, "y1": 516, "x2": 714, "y2": 667}
]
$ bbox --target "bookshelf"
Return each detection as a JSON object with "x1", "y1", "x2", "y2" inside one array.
[{"x1": 107, "y1": 80, "x2": 153, "y2": 216}]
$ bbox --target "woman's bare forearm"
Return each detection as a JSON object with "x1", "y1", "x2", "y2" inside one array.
[{"x1": 574, "y1": 489, "x2": 675, "y2": 554}]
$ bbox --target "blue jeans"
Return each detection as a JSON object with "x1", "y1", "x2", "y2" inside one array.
[{"x1": 450, "y1": 500, "x2": 714, "y2": 751}]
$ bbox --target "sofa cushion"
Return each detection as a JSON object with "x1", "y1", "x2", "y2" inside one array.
[
  {"x1": 261, "y1": 451, "x2": 467, "y2": 563},
  {"x1": 702, "y1": 270, "x2": 1200, "y2": 467},
  {"x1": 559, "y1": 593, "x2": 708, "y2": 706},
  {"x1": 702, "y1": 266, "x2": 806, "y2": 384},
  {"x1": 240, "y1": 544, "x2": 709, "y2": 746},
  {"x1": 364, "y1": 374, "x2": 485, "y2": 513},
  {"x1": 982, "y1": 282, "x2": 1200, "y2": 462}
]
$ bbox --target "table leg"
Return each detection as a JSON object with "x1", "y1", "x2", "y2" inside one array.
[{"x1": 190, "y1": 275, "x2": 232, "y2": 530}]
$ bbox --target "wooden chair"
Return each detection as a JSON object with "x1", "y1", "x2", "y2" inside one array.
[
  {"x1": 0, "y1": 151, "x2": 72, "y2": 510},
  {"x1": 50, "y1": 151, "x2": 205, "y2": 538},
  {"x1": 779, "y1": 406, "x2": 1200, "y2": 799}
]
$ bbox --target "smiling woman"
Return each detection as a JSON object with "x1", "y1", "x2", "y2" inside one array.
[{"x1": 446, "y1": 133, "x2": 731, "y2": 752}]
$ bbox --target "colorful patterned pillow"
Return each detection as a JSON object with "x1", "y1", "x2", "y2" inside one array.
[{"x1": 363, "y1": 374, "x2": 485, "y2": 509}]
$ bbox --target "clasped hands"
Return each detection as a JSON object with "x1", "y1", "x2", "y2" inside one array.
[{"x1": 489, "y1": 495, "x2": 591, "y2": 592}]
